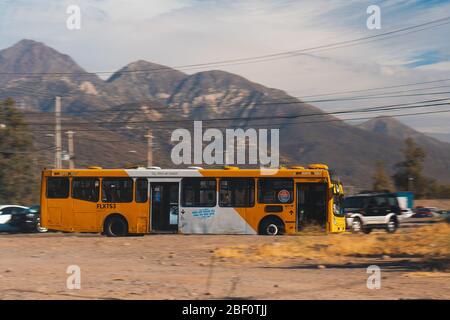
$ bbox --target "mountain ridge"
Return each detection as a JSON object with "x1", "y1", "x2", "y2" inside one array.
[{"x1": 1, "y1": 39, "x2": 450, "y2": 187}]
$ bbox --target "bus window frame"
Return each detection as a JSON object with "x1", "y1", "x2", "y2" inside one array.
[
  {"x1": 257, "y1": 178, "x2": 294, "y2": 204},
  {"x1": 333, "y1": 194, "x2": 345, "y2": 217},
  {"x1": 135, "y1": 177, "x2": 149, "y2": 203},
  {"x1": 72, "y1": 177, "x2": 100, "y2": 203},
  {"x1": 219, "y1": 178, "x2": 255, "y2": 208},
  {"x1": 181, "y1": 178, "x2": 217, "y2": 208},
  {"x1": 46, "y1": 177, "x2": 70, "y2": 199},
  {"x1": 101, "y1": 177, "x2": 134, "y2": 203}
]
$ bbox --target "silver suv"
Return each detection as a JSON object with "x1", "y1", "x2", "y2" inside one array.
[{"x1": 344, "y1": 193, "x2": 401, "y2": 234}]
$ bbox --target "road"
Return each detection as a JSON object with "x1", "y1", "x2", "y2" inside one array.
[{"x1": 0, "y1": 221, "x2": 449, "y2": 300}]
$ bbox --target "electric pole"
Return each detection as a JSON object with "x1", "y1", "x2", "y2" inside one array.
[
  {"x1": 144, "y1": 129, "x2": 153, "y2": 167},
  {"x1": 408, "y1": 177, "x2": 414, "y2": 192},
  {"x1": 54, "y1": 96, "x2": 62, "y2": 169},
  {"x1": 66, "y1": 131, "x2": 75, "y2": 169}
]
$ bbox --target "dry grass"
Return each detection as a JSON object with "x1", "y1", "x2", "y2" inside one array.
[
  {"x1": 215, "y1": 223, "x2": 450, "y2": 270},
  {"x1": 404, "y1": 272, "x2": 450, "y2": 278}
]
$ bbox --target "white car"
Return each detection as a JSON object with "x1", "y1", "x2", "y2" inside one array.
[
  {"x1": 344, "y1": 193, "x2": 401, "y2": 234},
  {"x1": 0, "y1": 205, "x2": 29, "y2": 232},
  {"x1": 398, "y1": 207, "x2": 414, "y2": 221}
]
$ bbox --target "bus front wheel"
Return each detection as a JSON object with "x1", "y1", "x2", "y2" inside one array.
[
  {"x1": 104, "y1": 215, "x2": 128, "y2": 237},
  {"x1": 259, "y1": 217, "x2": 285, "y2": 236}
]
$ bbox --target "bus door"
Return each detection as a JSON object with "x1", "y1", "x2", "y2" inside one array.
[
  {"x1": 296, "y1": 183, "x2": 327, "y2": 230},
  {"x1": 134, "y1": 178, "x2": 151, "y2": 233},
  {"x1": 149, "y1": 181, "x2": 179, "y2": 233},
  {"x1": 72, "y1": 177, "x2": 100, "y2": 231},
  {"x1": 44, "y1": 176, "x2": 73, "y2": 231}
]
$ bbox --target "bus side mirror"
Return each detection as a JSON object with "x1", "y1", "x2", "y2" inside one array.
[{"x1": 332, "y1": 185, "x2": 340, "y2": 195}]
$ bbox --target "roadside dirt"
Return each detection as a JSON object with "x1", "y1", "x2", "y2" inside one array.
[{"x1": 0, "y1": 222, "x2": 449, "y2": 300}]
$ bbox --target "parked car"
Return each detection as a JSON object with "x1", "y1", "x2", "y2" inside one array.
[
  {"x1": 27, "y1": 205, "x2": 47, "y2": 232},
  {"x1": 0, "y1": 205, "x2": 29, "y2": 232},
  {"x1": 443, "y1": 211, "x2": 450, "y2": 223},
  {"x1": 395, "y1": 191, "x2": 414, "y2": 220},
  {"x1": 344, "y1": 193, "x2": 402, "y2": 234},
  {"x1": 10, "y1": 205, "x2": 48, "y2": 233},
  {"x1": 412, "y1": 207, "x2": 438, "y2": 218},
  {"x1": 398, "y1": 207, "x2": 414, "y2": 221}
]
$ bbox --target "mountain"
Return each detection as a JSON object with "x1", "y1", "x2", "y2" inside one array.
[
  {"x1": 358, "y1": 116, "x2": 450, "y2": 148},
  {"x1": 108, "y1": 70, "x2": 450, "y2": 185},
  {"x1": 358, "y1": 116, "x2": 421, "y2": 139},
  {"x1": 426, "y1": 132, "x2": 450, "y2": 144},
  {"x1": 168, "y1": 70, "x2": 281, "y2": 119},
  {"x1": 2, "y1": 39, "x2": 450, "y2": 187},
  {"x1": 0, "y1": 39, "x2": 125, "y2": 113},
  {"x1": 0, "y1": 39, "x2": 86, "y2": 80},
  {"x1": 107, "y1": 60, "x2": 187, "y2": 101},
  {"x1": 358, "y1": 117, "x2": 450, "y2": 181}
]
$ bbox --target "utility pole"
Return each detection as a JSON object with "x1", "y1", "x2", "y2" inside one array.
[
  {"x1": 66, "y1": 131, "x2": 75, "y2": 169},
  {"x1": 144, "y1": 129, "x2": 153, "y2": 167},
  {"x1": 54, "y1": 96, "x2": 62, "y2": 169},
  {"x1": 408, "y1": 176, "x2": 414, "y2": 192}
]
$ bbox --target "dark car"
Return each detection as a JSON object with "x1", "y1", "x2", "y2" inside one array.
[
  {"x1": 412, "y1": 207, "x2": 436, "y2": 218},
  {"x1": 443, "y1": 211, "x2": 450, "y2": 223},
  {"x1": 0, "y1": 205, "x2": 29, "y2": 232},
  {"x1": 10, "y1": 205, "x2": 48, "y2": 233},
  {"x1": 344, "y1": 192, "x2": 402, "y2": 233}
]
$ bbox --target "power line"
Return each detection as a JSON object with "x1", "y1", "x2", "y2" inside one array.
[
  {"x1": 296, "y1": 79, "x2": 450, "y2": 99},
  {"x1": 1, "y1": 16, "x2": 449, "y2": 78},
  {"x1": 18, "y1": 108, "x2": 450, "y2": 134},
  {"x1": 271, "y1": 108, "x2": 450, "y2": 127},
  {"x1": 75, "y1": 137, "x2": 127, "y2": 143},
  {"x1": 17, "y1": 98, "x2": 450, "y2": 126},
  {"x1": 0, "y1": 145, "x2": 56, "y2": 154},
  {"x1": 8, "y1": 85, "x2": 450, "y2": 110},
  {"x1": 16, "y1": 103, "x2": 450, "y2": 132},
  {"x1": 13, "y1": 89, "x2": 450, "y2": 119},
  {"x1": 4, "y1": 65, "x2": 450, "y2": 104}
]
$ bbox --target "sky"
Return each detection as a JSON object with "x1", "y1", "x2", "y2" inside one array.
[{"x1": 0, "y1": 0, "x2": 450, "y2": 133}]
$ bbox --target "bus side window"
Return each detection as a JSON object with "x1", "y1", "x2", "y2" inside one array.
[
  {"x1": 258, "y1": 178, "x2": 293, "y2": 204},
  {"x1": 181, "y1": 178, "x2": 216, "y2": 207},
  {"x1": 219, "y1": 178, "x2": 255, "y2": 207},
  {"x1": 102, "y1": 178, "x2": 133, "y2": 203},
  {"x1": 135, "y1": 178, "x2": 148, "y2": 203},
  {"x1": 72, "y1": 178, "x2": 99, "y2": 202},
  {"x1": 47, "y1": 177, "x2": 70, "y2": 198}
]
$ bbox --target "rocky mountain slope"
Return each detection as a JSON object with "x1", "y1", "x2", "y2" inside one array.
[{"x1": 2, "y1": 39, "x2": 450, "y2": 187}]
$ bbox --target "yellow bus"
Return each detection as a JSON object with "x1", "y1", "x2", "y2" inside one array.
[{"x1": 40, "y1": 164, "x2": 345, "y2": 236}]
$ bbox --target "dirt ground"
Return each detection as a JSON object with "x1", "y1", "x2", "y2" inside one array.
[{"x1": 0, "y1": 221, "x2": 449, "y2": 300}]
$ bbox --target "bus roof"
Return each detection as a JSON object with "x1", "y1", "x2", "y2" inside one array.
[{"x1": 42, "y1": 166, "x2": 332, "y2": 179}]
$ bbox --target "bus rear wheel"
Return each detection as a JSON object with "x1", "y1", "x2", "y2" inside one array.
[
  {"x1": 259, "y1": 217, "x2": 285, "y2": 236},
  {"x1": 104, "y1": 216, "x2": 128, "y2": 237}
]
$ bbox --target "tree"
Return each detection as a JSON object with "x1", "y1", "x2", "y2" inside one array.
[
  {"x1": 0, "y1": 98, "x2": 39, "y2": 205},
  {"x1": 372, "y1": 161, "x2": 394, "y2": 192},
  {"x1": 425, "y1": 181, "x2": 450, "y2": 199},
  {"x1": 392, "y1": 137, "x2": 427, "y2": 197}
]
